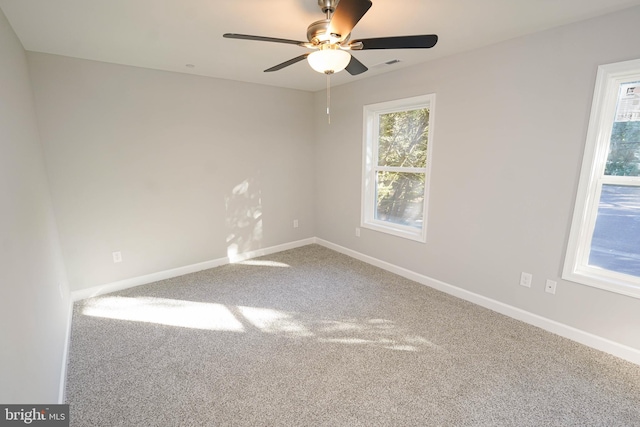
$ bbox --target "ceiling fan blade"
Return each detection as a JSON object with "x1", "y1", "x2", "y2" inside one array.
[
  {"x1": 328, "y1": 0, "x2": 372, "y2": 39},
  {"x1": 264, "y1": 54, "x2": 310, "y2": 72},
  {"x1": 351, "y1": 35, "x2": 438, "y2": 50},
  {"x1": 223, "y1": 33, "x2": 307, "y2": 46},
  {"x1": 345, "y1": 56, "x2": 368, "y2": 75}
]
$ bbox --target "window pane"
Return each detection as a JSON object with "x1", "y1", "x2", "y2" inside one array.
[
  {"x1": 378, "y1": 109, "x2": 429, "y2": 168},
  {"x1": 375, "y1": 172, "x2": 425, "y2": 228},
  {"x1": 605, "y1": 82, "x2": 640, "y2": 176},
  {"x1": 588, "y1": 184, "x2": 640, "y2": 277}
]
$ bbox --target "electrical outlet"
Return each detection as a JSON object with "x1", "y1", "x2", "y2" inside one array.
[
  {"x1": 293, "y1": 219, "x2": 299, "y2": 228},
  {"x1": 520, "y1": 272, "x2": 532, "y2": 288},
  {"x1": 112, "y1": 251, "x2": 122, "y2": 263},
  {"x1": 355, "y1": 227, "x2": 361, "y2": 237},
  {"x1": 545, "y1": 279, "x2": 557, "y2": 294}
]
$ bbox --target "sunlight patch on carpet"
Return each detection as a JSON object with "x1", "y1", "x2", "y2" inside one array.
[
  {"x1": 235, "y1": 260, "x2": 291, "y2": 267},
  {"x1": 81, "y1": 296, "x2": 440, "y2": 351},
  {"x1": 82, "y1": 296, "x2": 245, "y2": 332},
  {"x1": 237, "y1": 306, "x2": 314, "y2": 337}
]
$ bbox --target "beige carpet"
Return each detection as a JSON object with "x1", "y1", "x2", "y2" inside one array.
[{"x1": 66, "y1": 244, "x2": 640, "y2": 426}]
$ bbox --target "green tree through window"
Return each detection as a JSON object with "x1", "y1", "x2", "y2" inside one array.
[
  {"x1": 606, "y1": 121, "x2": 640, "y2": 176},
  {"x1": 376, "y1": 109, "x2": 429, "y2": 226},
  {"x1": 362, "y1": 94, "x2": 435, "y2": 242}
]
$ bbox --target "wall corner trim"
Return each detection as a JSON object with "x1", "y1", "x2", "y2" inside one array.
[{"x1": 58, "y1": 300, "x2": 73, "y2": 403}]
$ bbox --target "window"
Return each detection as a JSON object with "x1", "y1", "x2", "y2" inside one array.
[
  {"x1": 564, "y1": 59, "x2": 640, "y2": 298},
  {"x1": 361, "y1": 94, "x2": 435, "y2": 242}
]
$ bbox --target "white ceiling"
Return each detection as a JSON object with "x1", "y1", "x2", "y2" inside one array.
[{"x1": 2, "y1": 0, "x2": 640, "y2": 92}]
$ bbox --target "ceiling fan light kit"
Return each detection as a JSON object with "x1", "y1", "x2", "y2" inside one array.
[
  {"x1": 223, "y1": 0, "x2": 438, "y2": 76},
  {"x1": 307, "y1": 45, "x2": 351, "y2": 74}
]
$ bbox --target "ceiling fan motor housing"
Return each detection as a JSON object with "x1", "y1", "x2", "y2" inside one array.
[{"x1": 307, "y1": 19, "x2": 349, "y2": 45}]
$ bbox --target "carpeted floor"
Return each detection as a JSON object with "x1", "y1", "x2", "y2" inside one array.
[{"x1": 66, "y1": 244, "x2": 640, "y2": 426}]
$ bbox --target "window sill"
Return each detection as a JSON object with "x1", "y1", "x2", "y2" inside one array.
[
  {"x1": 361, "y1": 220, "x2": 427, "y2": 243},
  {"x1": 562, "y1": 266, "x2": 640, "y2": 299}
]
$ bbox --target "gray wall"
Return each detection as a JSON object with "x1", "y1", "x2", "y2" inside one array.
[
  {"x1": 0, "y1": 9, "x2": 70, "y2": 402},
  {"x1": 27, "y1": 54, "x2": 316, "y2": 291},
  {"x1": 314, "y1": 7, "x2": 640, "y2": 351},
  {"x1": 4, "y1": 5, "x2": 640, "y2": 403}
]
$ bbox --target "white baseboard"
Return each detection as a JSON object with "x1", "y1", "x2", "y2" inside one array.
[
  {"x1": 67, "y1": 236, "x2": 639, "y2": 366},
  {"x1": 58, "y1": 298, "x2": 73, "y2": 403},
  {"x1": 315, "y1": 238, "x2": 640, "y2": 366},
  {"x1": 71, "y1": 258, "x2": 228, "y2": 301},
  {"x1": 71, "y1": 238, "x2": 315, "y2": 301},
  {"x1": 227, "y1": 238, "x2": 316, "y2": 263}
]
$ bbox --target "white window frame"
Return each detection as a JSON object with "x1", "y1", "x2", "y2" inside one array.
[
  {"x1": 361, "y1": 94, "x2": 435, "y2": 242},
  {"x1": 563, "y1": 58, "x2": 640, "y2": 299}
]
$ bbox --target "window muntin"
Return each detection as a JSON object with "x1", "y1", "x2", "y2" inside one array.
[
  {"x1": 564, "y1": 60, "x2": 640, "y2": 298},
  {"x1": 362, "y1": 95, "x2": 435, "y2": 242}
]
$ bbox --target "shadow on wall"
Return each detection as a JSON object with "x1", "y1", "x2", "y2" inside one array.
[{"x1": 225, "y1": 176, "x2": 263, "y2": 260}]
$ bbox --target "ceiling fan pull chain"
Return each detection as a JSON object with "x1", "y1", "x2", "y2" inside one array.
[{"x1": 327, "y1": 72, "x2": 331, "y2": 124}]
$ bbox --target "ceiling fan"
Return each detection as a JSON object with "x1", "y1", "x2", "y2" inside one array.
[{"x1": 223, "y1": 0, "x2": 438, "y2": 76}]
